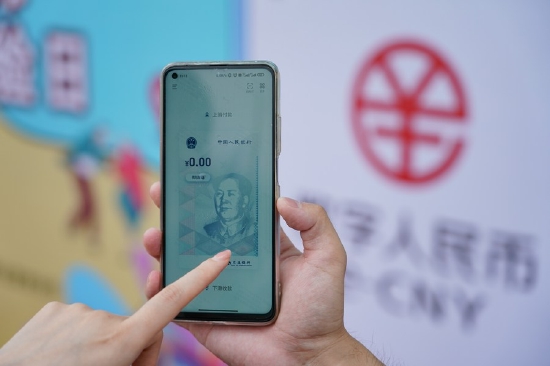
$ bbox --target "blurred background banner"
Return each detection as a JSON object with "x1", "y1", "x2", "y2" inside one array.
[
  {"x1": 1, "y1": 1, "x2": 549, "y2": 365},
  {"x1": 249, "y1": 2, "x2": 550, "y2": 365}
]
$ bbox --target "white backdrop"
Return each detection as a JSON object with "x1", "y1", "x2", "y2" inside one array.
[{"x1": 247, "y1": 1, "x2": 550, "y2": 365}]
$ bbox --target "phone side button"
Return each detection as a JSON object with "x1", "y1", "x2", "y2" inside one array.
[{"x1": 277, "y1": 116, "x2": 281, "y2": 156}]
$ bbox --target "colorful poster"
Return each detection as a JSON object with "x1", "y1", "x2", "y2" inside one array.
[{"x1": 0, "y1": 1, "x2": 242, "y2": 364}]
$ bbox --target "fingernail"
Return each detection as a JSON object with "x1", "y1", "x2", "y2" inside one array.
[
  {"x1": 282, "y1": 197, "x2": 302, "y2": 208},
  {"x1": 213, "y1": 249, "x2": 231, "y2": 262}
]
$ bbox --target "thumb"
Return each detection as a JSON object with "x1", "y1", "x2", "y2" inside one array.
[{"x1": 277, "y1": 197, "x2": 346, "y2": 266}]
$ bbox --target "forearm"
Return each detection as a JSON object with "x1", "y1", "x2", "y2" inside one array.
[{"x1": 307, "y1": 333, "x2": 384, "y2": 366}]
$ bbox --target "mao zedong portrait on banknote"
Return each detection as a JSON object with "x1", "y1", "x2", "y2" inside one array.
[{"x1": 204, "y1": 173, "x2": 257, "y2": 253}]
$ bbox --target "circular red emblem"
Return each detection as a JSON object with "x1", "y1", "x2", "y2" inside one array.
[{"x1": 351, "y1": 40, "x2": 467, "y2": 185}]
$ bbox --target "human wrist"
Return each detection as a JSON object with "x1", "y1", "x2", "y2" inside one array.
[
  {"x1": 0, "y1": 349, "x2": 25, "y2": 366},
  {"x1": 306, "y1": 331, "x2": 383, "y2": 366}
]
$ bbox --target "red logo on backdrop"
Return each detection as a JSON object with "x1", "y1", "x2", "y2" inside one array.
[{"x1": 351, "y1": 40, "x2": 467, "y2": 185}]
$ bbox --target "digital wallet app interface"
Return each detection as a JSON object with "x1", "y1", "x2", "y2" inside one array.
[{"x1": 163, "y1": 65, "x2": 276, "y2": 315}]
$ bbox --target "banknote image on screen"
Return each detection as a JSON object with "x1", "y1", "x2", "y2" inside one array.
[
  {"x1": 177, "y1": 127, "x2": 261, "y2": 261},
  {"x1": 179, "y1": 167, "x2": 259, "y2": 257}
]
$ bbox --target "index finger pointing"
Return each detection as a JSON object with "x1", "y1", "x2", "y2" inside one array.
[{"x1": 125, "y1": 249, "x2": 230, "y2": 339}]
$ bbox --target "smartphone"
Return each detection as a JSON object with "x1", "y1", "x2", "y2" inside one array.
[{"x1": 160, "y1": 61, "x2": 280, "y2": 324}]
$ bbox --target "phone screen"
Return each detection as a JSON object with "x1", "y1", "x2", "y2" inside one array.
[{"x1": 162, "y1": 63, "x2": 278, "y2": 322}]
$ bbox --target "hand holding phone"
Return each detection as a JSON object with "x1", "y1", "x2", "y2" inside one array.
[{"x1": 145, "y1": 191, "x2": 384, "y2": 365}]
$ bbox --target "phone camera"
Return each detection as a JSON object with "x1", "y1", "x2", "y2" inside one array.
[{"x1": 172, "y1": 72, "x2": 178, "y2": 79}]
